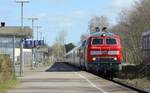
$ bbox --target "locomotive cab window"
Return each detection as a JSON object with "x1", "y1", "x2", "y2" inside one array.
[
  {"x1": 92, "y1": 38, "x2": 103, "y2": 45},
  {"x1": 106, "y1": 38, "x2": 117, "y2": 44}
]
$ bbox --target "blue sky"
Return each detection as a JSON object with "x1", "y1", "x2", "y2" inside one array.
[{"x1": 0, "y1": 0, "x2": 137, "y2": 45}]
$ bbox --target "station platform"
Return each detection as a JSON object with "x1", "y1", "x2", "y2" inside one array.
[{"x1": 8, "y1": 62, "x2": 138, "y2": 93}]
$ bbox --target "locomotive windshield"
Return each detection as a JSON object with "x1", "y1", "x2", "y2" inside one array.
[
  {"x1": 106, "y1": 38, "x2": 117, "y2": 44},
  {"x1": 92, "y1": 38, "x2": 103, "y2": 45}
]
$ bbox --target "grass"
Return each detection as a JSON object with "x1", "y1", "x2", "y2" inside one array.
[{"x1": 0, "y1": 78, "x2": 18, "y2": 93}]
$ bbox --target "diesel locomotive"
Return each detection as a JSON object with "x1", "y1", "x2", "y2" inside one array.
[{"x1": 65, "y1": 31, "x2": 122, "y2": 79}]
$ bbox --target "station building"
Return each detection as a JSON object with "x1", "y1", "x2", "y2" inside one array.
[
  {"x1": 0, "y1": 22, "x2": 49, "y2": 71},
  {"x1": 0, "y1": 22, "x2": 32, "y2": 66}
]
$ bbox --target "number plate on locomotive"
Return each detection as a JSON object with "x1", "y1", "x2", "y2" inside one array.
[{"x1": 101, "y1": 51, "x2": 108, "y2": 54}]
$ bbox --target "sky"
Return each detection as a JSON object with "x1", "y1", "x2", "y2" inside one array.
[{"x1": 0, "y1": 0, "x2": 137, "y2": 45}]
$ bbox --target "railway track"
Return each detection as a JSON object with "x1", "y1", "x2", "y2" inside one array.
[
  {"x1": 85, "y1": 66, "x2": 149, "y2": 93},
  {"x1": 112, "y1": 79, "x2": 149, "y2": 93},
  {"x1": 67, "y1": 62, "x2": 149, "y2": 93},
  {"x1": 59, "y1": 62, "x2": 149, "y2": 93}
]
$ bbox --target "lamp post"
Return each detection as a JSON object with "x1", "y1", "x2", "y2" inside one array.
[
  {"x1": 34, "y1": 26, "x2": 42, "y2": 67},
  {"x1": 27, "y1": 18, "x2": 38, "y2": 69},
  {"x1": 15, "y1": 0, "x2": 29, "y2": 29},
  {"x1": 34, "y1": 26, "x2": 42, "y2": 40},
  {"x1": 15, "y1": 0, "x2": 29, "y2": 76}
]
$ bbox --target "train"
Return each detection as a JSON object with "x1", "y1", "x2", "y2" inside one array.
[
  {"x1": 65, "y1": 30, "x2": 122, "y2": 79},
  {"x1": 142, "y1": 30, "x2": 150, "y2": 63}
]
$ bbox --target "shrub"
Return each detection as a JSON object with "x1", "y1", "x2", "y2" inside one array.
[{"x1": 0, "y1": 55, "x2": 15, "y2": 83}]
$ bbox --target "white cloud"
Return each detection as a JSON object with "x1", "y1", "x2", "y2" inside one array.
[
  {"x1": 48, "y1": 0, "x2": 70, "y2": 5},
  {"x1": 112, "y1": 0, "x2": 139, "y2": 8},
  {"x1": 47, "y1": 10, "x2": 86, "y2": 28},
  {"x1": 25, "y1": 13, "x2": 48, "y2": 20},
  {"x1": 38, "y1": 13, "x2": 48, "y2": 19},
  {"x1": 58, "y1": 22, "x2": 73, "y2": 28},
  {"x1": 70, "y1": 11, "x2": 85, "y2": 18},
  {"x1": 100, "y1": 0, "x2": 140, "y2": 25}
]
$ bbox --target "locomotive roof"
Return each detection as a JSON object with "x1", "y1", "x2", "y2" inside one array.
[{"x1": 90, "y1": 31, "x2": 117, "y2": 37}]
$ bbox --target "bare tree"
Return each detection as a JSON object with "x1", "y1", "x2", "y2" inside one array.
[
  {"x1": 52, "y1": 30, "x2": 67, "y2": 58},
  {"x1": 88, "y1": 16, "x2": 109, "y2": 33},
  {"x1": 111, "y1": 0, "x2": 150, "y2": 64},
  {"x1": 80, "y1": 33, "x2": 88, "y2": 41}
]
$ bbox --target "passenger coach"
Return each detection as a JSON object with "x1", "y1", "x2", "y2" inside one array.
[{"x1": 142, "y1": 31, "x2": 150, "y2": 63}]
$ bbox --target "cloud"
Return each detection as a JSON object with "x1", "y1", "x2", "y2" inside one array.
[
  {"x1": 70, "y1": 11, "x2": 85, "y2": 18},
  {"x1": 48, "y1": 0, "x2": 70, "y2": 5},
  {"x1": 47, "y1": 10, "x2": 86, "y2": 28},
  {"x1": 98, "y1": 0, "x2": 140, "y2": 25},
  {"x1": 38, "y1": 13, "x2": 48, "y2": 19},
  {"x1": 25, "y1": 13, "x2": 48, "y2": 21},
  {"x1": 58, "y1": 22, "x2": 73, "y2": 28},
  {"x1": 112, "y1": 0, "x2": 139, "y2": 8}
]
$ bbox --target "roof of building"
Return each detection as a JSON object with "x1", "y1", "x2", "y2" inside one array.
[{"x1": 0, "y1": 26, "x2": 32, "y2": 38}]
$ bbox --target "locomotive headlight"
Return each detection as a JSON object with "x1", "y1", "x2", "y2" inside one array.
[
  {"x1": 92, "y1": 57, "x2": 96, "y2": 61},
  {"x1": 114, "y1": 57, "x2": 117, "y2": 60}
]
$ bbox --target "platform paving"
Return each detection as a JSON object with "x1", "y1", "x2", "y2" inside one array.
[{"x1": 8, "y1": 62, "x2": 138, "y2": 93}]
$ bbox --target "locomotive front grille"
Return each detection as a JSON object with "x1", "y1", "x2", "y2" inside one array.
[{"x1": 94, "y1": 57, "x2": 116, "y2": 63}]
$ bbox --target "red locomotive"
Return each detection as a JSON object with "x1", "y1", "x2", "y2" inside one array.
[{"x1": 65, "y1": 30, "x2": 122, "y2": 79}]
